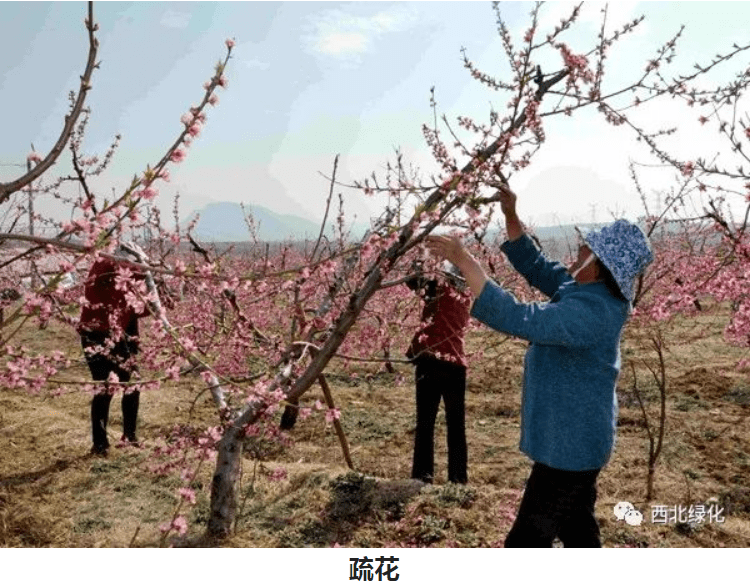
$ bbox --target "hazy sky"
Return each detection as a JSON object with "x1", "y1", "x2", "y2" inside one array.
[{"x1": 2, "y1": 1, "x2": 749, "y2": 229}]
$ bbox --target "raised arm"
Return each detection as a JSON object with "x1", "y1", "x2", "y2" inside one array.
[
  {"x1": 498, "y1": 183, "x2": 572, "y2": 298},
  {"x1": 498, "y1": 183, "x2": 524, "y2": 242}
]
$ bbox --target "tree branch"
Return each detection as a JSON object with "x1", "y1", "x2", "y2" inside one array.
[{"x1": 0, "y1": 2, "x2": 99, "y2": 203}]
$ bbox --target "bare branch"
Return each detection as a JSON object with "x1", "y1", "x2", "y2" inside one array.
[{"x1": 0, "y1": 2, "x2": 99, "y2": 203}]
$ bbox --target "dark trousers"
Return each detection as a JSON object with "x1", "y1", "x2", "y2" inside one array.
[
  {"x1": 412, "y1": 357, "x2": 467, "y2": 484},
  {"x1": 505, "y1": 462, "x2": 601, "y2": 548},
  {"x1": 80, "y1": 329, "x2": 140, "y2": 450}
]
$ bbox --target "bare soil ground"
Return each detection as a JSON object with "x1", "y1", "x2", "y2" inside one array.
[{"x1": 2, "y1": 303, "x2": 750, "y2": 547}]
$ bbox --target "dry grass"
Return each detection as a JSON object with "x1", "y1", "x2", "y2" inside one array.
[{"x1": 1, "y1": 303, "x2": 749, "y2": 547}]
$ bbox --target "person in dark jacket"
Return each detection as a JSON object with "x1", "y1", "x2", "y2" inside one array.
[
  {"x1": 77, "y1": 249, "x2": 151, "y2": 456},
  {"x1": 406, "y1": 260, "x2": 471, "y2": 484},
  {"x1": 426, "y1": 183, "x2": 653, "y2": 547}
]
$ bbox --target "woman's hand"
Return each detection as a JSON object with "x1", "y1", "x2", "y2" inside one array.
[
  {"x1": 495, "y1": 182, "x2": 524, "y2": 241},
  {"x1": 496, "y1": 182, "x2": 518, "y2": 218},
  {"x1": 423, "y1": 235, "x2": 489, "y2": 297},
  {"x1": 424, "y1": 235, "x2": 468, "y2": 267}
]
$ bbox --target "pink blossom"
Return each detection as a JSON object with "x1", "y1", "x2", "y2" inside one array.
[
  {"x1": 268, "y1": 467, "x2": 287, "y2": 481},
  {"x1": 165, "y1": 365, "x2": 180, "y2": 381},
  {"x1": 26, "y1": 151, "x2": 42, "y2": 164},
  {"x1": 208, "y1": 94, "x2": 219, "y2": 106},
  {"x1": 524, "y1": 99, "x2": 545, "y2": 141},
  {"x1": 325, "y1": 408, "x2": 341, "y2": 424},
  {"x1": 178, "y1": 487, "x2": 196, "y2": 505},
  {"x1": 225, "y1": 38, "x2": 235, "y2": 49},
  {"x1": 699, "y1": 116, "x2": 709, "y2": 125},
  {"x1": 188, "y1": 123, "x2": 202, "y2": 137},
  {"x1": 173, "y1": 259, "x2": 186, "y2": 275},
  {"x1": 171, "y1": 515, "x2": 188, "y2": 536},
  {"x1": 557, "y1": 43, "x2": 594, "y2": 84},
  {"x1": 170, "y1": 149, "x2": 187, "y2": 163},
  {"x1": 139, "y1": 186, "x2": 158, "y2": 200},
  {"x1": 189, "y1": 108, "x2": 206, "y2": 122},
  {"x1": 681, "y1": 161, "x2": 695, "y2": 177},
  {"x1": 217, "y1": 75, "x2": 228, "y2": 88}
]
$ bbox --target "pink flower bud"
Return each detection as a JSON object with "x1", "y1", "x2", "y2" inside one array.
[
  {"x1": 225, "y1": 38, "x2": 235, "y2": 49},
  {"x1": 170, "y1": 149, "x2": 187, "y2": 163}
]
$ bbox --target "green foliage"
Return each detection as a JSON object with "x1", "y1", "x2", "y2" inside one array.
[
  {"x1": 435, "y1": 483, "x2": 476, "y2": 509},
  {"x1": 415, "y1": 514, "x2": 449, "y2": 545}
]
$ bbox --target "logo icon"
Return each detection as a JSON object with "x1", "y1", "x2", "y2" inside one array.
[{"x1": 613, "y1": 501, "x2": 643, "y2": 526}]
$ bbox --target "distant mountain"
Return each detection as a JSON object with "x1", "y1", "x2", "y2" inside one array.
[
  {"x1": 184, "y1": 202, "x2": 323, "y2": 242},
  {"x1": 184, "y1": 201, "x2": 642, "y2": 248},
  {"x1": 532, "y1": 222, "x2": 604, "y2": 243}
]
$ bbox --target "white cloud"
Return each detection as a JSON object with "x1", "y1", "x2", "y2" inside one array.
[
  {"x1": 243, "y1": 58, "x2": 270, "y2": 71},
  {"x1": 317, "y1": 31, "x2": 369, "y2": 56},
  {"x1": 305, "y1": 6, "x2": 418, "y2": 61},
  {"x1": 160, "y1": 10, "x2": 192, "y2": 30}
]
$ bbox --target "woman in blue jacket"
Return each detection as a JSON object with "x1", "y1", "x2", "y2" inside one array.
[{"x1": 425, "y1": 183, "x2": 653, "y2": 547}]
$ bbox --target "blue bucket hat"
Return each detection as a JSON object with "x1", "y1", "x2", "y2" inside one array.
[{"x1": 578, "y1": 219, "x2": 653, "y2": 303}]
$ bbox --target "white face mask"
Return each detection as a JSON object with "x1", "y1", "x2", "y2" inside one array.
[{"x1": 570, "y1": 250, "x2": 597, "y2": 279}]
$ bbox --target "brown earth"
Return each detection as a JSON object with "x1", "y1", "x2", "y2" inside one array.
[{"x1": 1, "y1": 302, "x2": 749, "y2": 547}]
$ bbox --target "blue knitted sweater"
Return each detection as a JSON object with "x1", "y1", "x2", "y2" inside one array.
[{"x1": 470, "y1": 234, "x2": 629, "y2": 471}]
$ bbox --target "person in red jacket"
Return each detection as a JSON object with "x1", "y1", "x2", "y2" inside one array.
[
  {"x1": 77, "y1": 250, "x2": 150, "y2": 456},
  {"x1": 406, "y1": 261, "x2": 471, "y2": 484}
]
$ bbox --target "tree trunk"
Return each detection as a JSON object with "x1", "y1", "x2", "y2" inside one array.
[
  {"x1": 207, "y1": 426, "x2": 244, "y2": 538},
  {"x1": 646, "y1": 462, "x2": 655, "y2": 502}
]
